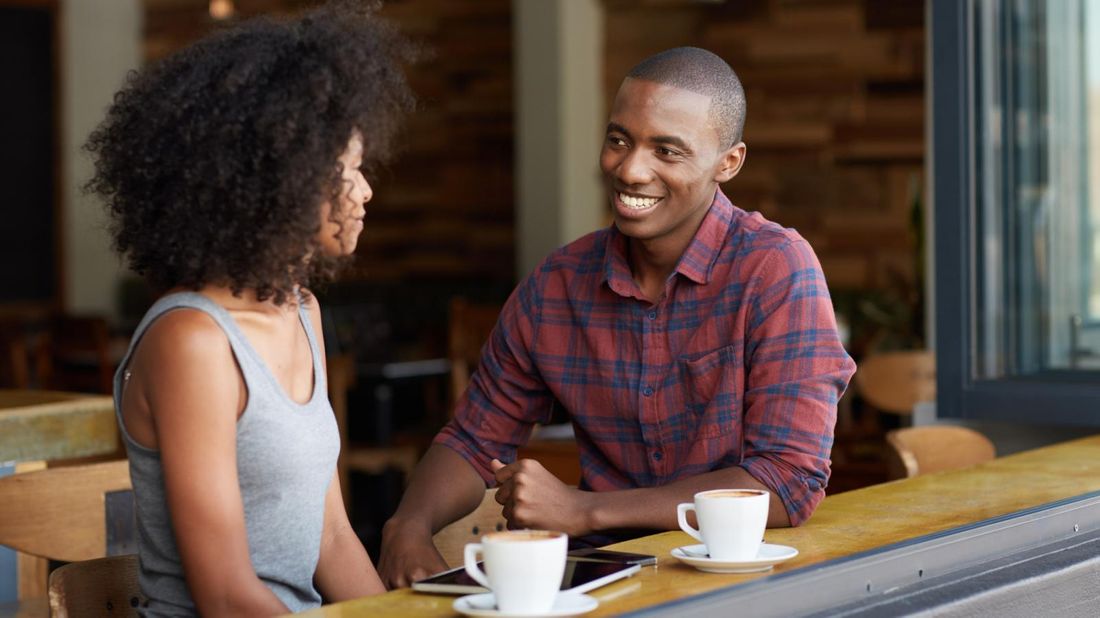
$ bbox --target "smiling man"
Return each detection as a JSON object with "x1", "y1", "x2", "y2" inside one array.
[{"x1": 379, "y1": 47, "x2": 856, "y2": 588}]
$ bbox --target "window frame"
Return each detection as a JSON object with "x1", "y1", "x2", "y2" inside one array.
[{"x1": 933, "y1": 0, "x2": 1100, "y2": 425}]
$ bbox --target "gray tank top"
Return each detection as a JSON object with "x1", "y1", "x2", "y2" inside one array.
[{"x1": 113, "y1": 292, "x2": 340, "y2": 616}]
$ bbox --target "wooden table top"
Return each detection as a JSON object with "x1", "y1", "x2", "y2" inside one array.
[
  {"x1": 0, "y1": 389, "x2": 117, "y2": 464},
  {"x1": 295, "y1": 433, "x2": 1100, "y2": 617}
]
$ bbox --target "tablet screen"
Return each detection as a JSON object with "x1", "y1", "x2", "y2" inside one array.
[{"x1": 412, "y1": 557, "x2": 640, "y2": 595}]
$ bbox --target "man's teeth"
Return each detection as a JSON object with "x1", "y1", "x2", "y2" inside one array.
[{"x1": 619, "y1": 193, "x2": 659, "y2": 209}]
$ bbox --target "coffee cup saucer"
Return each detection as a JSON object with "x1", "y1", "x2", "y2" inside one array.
[
  {"x1": 670, "y1": 542, "x2": 799, "y2": 574},
  {"x1": 453, "y1": 592, "x2": 599, "y2": 618}
]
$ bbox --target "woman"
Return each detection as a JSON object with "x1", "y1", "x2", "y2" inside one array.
[{"x1": 85, "y1": 4, "x2": 415, "y2": 615}]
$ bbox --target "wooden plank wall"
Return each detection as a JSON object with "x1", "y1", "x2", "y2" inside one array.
[
  {"x1": 143, "y1": 0, "x2": 515, "y2": 286},
  {"x1": 359, "y1": 0, "x2": 514, "y2": 284},
  {"x1": 143, "y1": 0, "x2": 924, "y2": 299},
  {"x1": 605, "y1": 0, "x2": 925, "y2": 293}
]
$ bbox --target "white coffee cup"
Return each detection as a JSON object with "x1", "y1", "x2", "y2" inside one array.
[
  {"x1": 464, "y1": 529, "x2": 567, "y2": 613},
  {"x1": 677, "y1": 488, "x2": 769, "y2": 561}
]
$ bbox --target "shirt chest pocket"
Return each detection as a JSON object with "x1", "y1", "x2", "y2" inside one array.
[{"x1": 680, "y1": 344, "x2": 743, "y2": 438}]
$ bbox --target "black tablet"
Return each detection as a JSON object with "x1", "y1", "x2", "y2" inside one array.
[
  {"x1": 411, "y1": 556, "x2": 642, "y2": 595},
  {"x1": 567, "y1": 548, "x2": 658, "y2": 566}
]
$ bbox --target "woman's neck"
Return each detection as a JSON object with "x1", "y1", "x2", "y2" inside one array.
[{"x1": 167, "y1": 285, "x2": 300, "y2": 315}]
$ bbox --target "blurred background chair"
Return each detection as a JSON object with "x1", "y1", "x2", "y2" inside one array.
[
  {"x1": 829, "y1": 349, "x2": 936, "y2": 492},
  {"x1": 37, "y1": 314, "x2": 116, "y2": 394},
  {"x1": 854, "y1": 349, "x2": 936, "y2": 423},
  {"x1": 431, "y1": 489, "x2": 505, "y2": 569},
  {"x1": 0, "y1": 319, "x2": 32, "y2": 389},
  {"x1": 885, "y1": 425, "x2": 996, "y2": 480},
  {"x1": 0, "y1": 460, "x2": 133, "y2": 606},
  {"x1": 447, "y1": 297, "x2": 581, "y2": 486},
  {"x1": 47, "y1": 554, "x2": 143, "y2": 618},
  {"x1": 327, "y1": 354, "x2": 419, "y2": 501},
  {"x1": 447, "y1": 297, "x2": 502, "y2": 405}
]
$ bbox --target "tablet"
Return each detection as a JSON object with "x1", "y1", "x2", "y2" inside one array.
[
  {"x1": 567, "y1": 548, "x2": 658, "y2": 566},
  {"x1": 411, "y1": 556, "x2": 641, "y2": 595}
]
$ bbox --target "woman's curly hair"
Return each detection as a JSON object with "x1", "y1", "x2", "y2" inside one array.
[{"x1": 85, "y1": 3, "x2": 416, "y2": 305}]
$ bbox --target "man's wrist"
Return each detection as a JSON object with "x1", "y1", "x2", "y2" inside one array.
[
  {"x1": 582, "y1": 489, "x2": 609, "y2": 533},
  {"x1": 382, "y1": 513, "x2": 433, "y2": 543}
]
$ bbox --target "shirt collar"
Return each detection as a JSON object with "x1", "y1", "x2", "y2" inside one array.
[
  {"x1": 602, "y1": 189, "x2": 732, "y2": 294},
  {"x1": 676, "y1": 189, "x2": 732, "y2": 285}
]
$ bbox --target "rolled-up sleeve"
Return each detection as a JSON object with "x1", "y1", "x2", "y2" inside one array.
[
  {"x1": 435, "y1": 271, "x2": 555, "y2": 485},
  {"x1": 738, "y1": 238, "x2": 856, "y2": 526}
]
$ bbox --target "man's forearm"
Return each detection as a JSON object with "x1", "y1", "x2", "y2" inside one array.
[
  {"x1": 587, "y1": 466, "x2": 792, "y2": 532},
  {"x1": 385, "y1": 443, "x2": 487, "y2": 535},
  {"x1": 379, "y1": 444, "x2": 487, "y2": 588}
]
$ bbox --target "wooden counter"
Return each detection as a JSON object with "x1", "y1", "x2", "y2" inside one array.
[
  {"x1": 0, "y1": 390, "x2": 119, "y2": 604},
  {"x1": 0, "y1": 389, "x2": 117, "y2": 464},
  {"x1": 296, "y1": 434, "x2": 1100, "y2": 617}
]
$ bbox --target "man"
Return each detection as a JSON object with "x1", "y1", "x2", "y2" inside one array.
[{"x1": 378, "y1": 47, "x2": 856, "y2": 587}]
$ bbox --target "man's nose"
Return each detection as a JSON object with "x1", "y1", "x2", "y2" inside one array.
[{"x1": 615, "y1": 149, "x2": 652, "y2": 186}]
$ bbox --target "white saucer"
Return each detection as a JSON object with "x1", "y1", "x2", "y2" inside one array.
[
  {"x1": 453, "y1": 592, "x2": 599, "y2": 618},
  {"x1": 670, "y1": 543, "x2": 799, "y2": 574}
]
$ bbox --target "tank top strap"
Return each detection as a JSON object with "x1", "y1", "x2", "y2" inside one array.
[
  {"x1": 296, "y1": 299, "x2": 327, "y2": 396},
  {"x1": 114, "y1": 291, "x2": 268, "y2": 405}
]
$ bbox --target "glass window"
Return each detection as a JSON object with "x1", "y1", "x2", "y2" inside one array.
[
  {"x1": 933, "y1": 0, "x2": 1100, "y2": 424},
  {"x1": 1087, "y1": 6, "x2": 1100, "y2": 323}
]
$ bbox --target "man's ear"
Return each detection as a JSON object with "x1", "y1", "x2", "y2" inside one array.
[{"x1": 714, "y1": 142, "x2": 747, "y2": 183}]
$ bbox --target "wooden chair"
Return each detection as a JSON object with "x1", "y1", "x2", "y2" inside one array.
[
  {"x1": 431, "y1": 489, "x2": 506, "y2": 569},
  {"x1": 854, "y1": 349, "x2": 936, "y2": 417},
  {"x1": 447, "y1": 297, "x2": 502, "y2": 405},
  {"x1": 47, "y1": 554, "x2": 144, "y2": 617},
  {"x1": 0, "y1": 319, "x2": 32, "y2": 388},
  {"x1": 38, "y1": 314, "x2": 115, "y2": 394},
  {"x1": 0, "y1": 459, "x2": 133, "y2": 601},
  {"x1": 831, "y1": 350, "x2": 935, "y2": 492},
  {"x1": 327, "y1": 354, "x2": 420, "y2": 500},
  {"x1": 885, "y1": 425, "x2": 996, "y2": 480},
  {"x1": 447, "y1": 297, "x2": 582, "y2": 486}
]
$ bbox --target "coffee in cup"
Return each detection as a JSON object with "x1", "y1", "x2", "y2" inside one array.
[
  {"x1": 464, "y1": 529, "x2": 567, "y2": 613},
  {"x1": 677, "y1": 488, "x2": 769, "y2": 561}
]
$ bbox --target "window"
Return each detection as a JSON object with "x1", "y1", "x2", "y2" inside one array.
[
  {"x1": 934, "y1": 0, "x2": 1100, "y2": 423},
  {"x1": 1087, "y1": 7, "x2": 1100, "y2": 324}
]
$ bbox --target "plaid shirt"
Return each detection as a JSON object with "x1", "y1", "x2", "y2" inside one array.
[{"x1": 436, "y1": 190, "x2": 855, "y2": 525}]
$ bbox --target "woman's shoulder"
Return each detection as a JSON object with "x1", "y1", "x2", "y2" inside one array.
[
  {"x1": 125, "y1": 303, "x2": 244, "y2": 427},
  {"x1": 132, "y1": 305, "x2": 234, "y2": 374},
  {"x1": 299, "y1": 289, "x2": 323, "y2": 320}
]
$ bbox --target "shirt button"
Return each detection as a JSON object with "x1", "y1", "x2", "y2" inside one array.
[
  {"x1": 653, "y1": 451, "x2": 663, "y2": 461},
  {"x1": 643, "y1": 386, "x2": 653, "y2": 397},
  {"x1": 647, "y1": 311, "x2": 656, "y2": 320}
]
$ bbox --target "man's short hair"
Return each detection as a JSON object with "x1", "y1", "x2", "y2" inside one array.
[{"x1": 626, "y1": 47, "x2": 746, "y2": 147}]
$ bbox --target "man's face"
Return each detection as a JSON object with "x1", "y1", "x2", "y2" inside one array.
[{"x1": 600, "y1": 78, "x2": 744, "y2": 245}]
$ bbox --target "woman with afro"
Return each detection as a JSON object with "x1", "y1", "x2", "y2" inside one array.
[{"x1": 85, "y1": 4, "x2": 415, "y2": 615}]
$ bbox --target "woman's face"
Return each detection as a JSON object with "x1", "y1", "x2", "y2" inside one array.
[{"x1": 317, "y1": 132, "x2": 371, "y2": 256}]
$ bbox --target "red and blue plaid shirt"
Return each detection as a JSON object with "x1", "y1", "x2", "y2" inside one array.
[{"x1": 436, "y1": 190, "x2": 856, "y2": 526}]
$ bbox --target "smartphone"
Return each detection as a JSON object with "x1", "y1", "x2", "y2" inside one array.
[{"x1": 567, "y1": 548, "x2": 658, "y2": 566}]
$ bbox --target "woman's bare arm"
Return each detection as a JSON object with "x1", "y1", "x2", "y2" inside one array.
[{"x1": 137, "y1": 310, "x2": 289, "y2": 616}]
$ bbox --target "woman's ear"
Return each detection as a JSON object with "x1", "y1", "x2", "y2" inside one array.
[{"x1": 714, "y1": 142, "x2": 747, "y2": 183}]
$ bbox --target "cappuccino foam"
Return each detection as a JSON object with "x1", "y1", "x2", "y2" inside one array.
[
  {"x1": 484, "y1": 530, "x2": 563, "y2": 543},
  {"x1": 704, "y1": 490, "x2": 766, "y2": 499}
]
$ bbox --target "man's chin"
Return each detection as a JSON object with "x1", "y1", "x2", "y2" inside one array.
[{"x1": 612, "y1": 216, "x2": 656, "y2": 241}]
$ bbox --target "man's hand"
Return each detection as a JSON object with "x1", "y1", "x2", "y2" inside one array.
[
  {"x1": 491, "y1": 458, "x2": 595, "y2": 536},
  {"x1": 377, "y1": 519, "x2": 449, "y2": 589}
]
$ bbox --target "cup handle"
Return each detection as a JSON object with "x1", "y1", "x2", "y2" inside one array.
[
  {"x1": 677, "y1": 503, "x2": 703, "y2": 543},
  {"x1": 464, "y1": 543, "x2": 490, "y2": 588}
]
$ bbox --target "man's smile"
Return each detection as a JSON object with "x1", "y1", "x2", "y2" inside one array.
[{"x1": 616, "y1": 191, "x2": 662, "y2": 211}]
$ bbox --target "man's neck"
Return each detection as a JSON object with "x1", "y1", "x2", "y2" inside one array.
[
  {"x1": 627, "y1": 239, "x2": 677, "y2": 304},
  {"x1": 625, "y1": 198, "x2": 713, "y2": 304}
]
